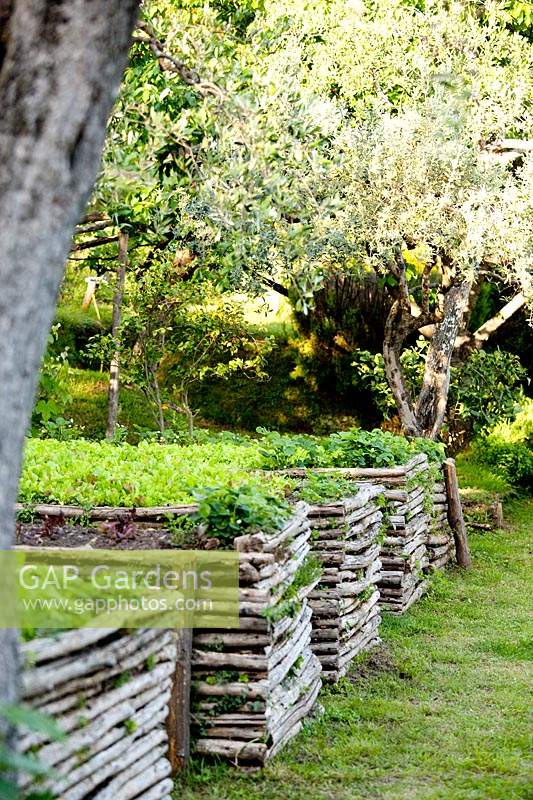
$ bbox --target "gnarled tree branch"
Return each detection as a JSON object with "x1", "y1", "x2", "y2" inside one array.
[
  {"x1": 382, "y1": 300, "x2": 434, "y2": 437},
  {"x1": 419, "y1": 291, "x2": 526, "y2": 353},
  {"x1": 133, "y1": 20, "x2": 224, "y2": 98}
]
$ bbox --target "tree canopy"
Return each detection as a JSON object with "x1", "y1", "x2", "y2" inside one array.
[{"x1": 69, "y1": 0, "x2": 533, "y2": 439}]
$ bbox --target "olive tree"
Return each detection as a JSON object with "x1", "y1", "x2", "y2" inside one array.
[
  {"x1": 188, "y1": 0, "x2": 533, "y2": 439},
  {"x1": 314, "y1": 97, "x2": 532, "y2": 437}
]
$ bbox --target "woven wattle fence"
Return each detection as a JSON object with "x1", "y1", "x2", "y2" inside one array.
[
  {"x1": 191, "y1": 502, "x2": 322, "y2": 765},
  {"x1": 426, "y1": 478, "x2": 454, "y2": 571},
  {"x1": 376, "y1": 454, "x2": 433, "y2": 613},
  {"x1": 19, "y1": 628, "x2": 177, "y2": 800},
  {"x1": 306, "y1": 484, "x2": 384, "y2": 682},
  {"x1": 274, "y1": 455, "x2": 434, "y2": 614},
  {"x1": 14, "y1": 453, "x2": 461, "y2": 781},
  {"x1": 15, "y1": 500, "x2": 323, "y2": 771}
]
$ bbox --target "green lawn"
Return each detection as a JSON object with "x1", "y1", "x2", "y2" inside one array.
[{"x1": 175, "y1": 493, "x2": 533, "y2": 800}]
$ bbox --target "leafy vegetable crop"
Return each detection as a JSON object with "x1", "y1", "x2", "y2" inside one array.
[
  {"x1": 20, "y1": 438, "x2": 263, "y2": 507},
  {"x1": 191, "y1": 484, "x2": 292, "y2": 545},
  {"x1": 20, "y1": 427, "x2": 446, "y2": 510},
  {"x1": 294, "y1": 474, "x2": 361, "y2": 503},
  {"x1": 258, "y1": 428, "x2": 445, "y2": 470}
]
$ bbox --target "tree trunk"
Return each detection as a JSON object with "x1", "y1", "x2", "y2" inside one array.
[
  {"x1": 415, "y1": 281, "x2": 471, "y2": 439},
  {"x1": 181, "y1": 391, "x2": 195, "y2": 438},
  {"x1": 0, "y1": 0, "x2": 139, "y2": 718},
  {"x1": 152, "y1": 368, "x2": 166, "y2": 434},
  {"x1": 382, "y1": 300, "x2": 424, "y2": 437},
  {"x1": 106, "y1": 231, "x2": 128, "y2": 439}
]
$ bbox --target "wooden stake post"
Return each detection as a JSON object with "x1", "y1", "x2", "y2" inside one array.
[
  {"x1": 167, "y1": 628, "x2": 193, "y2": 772},
  {"x1": 443, "y1": 458, "x2": 472, "y2": 569}
]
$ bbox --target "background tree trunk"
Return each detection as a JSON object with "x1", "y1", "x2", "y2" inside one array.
[
  {"x1": 182, "y1": 390, "x2": 196, "y2": 438},
  {"x1": 382, "y1": 301, "x2": 425, "y2": 437},
  {"x1": 0, "y1": 0, "x2": 139, "y2": 717},
  {"x1": 415, "y1": 281, "x2": 471, "y2": 439},
  {"x1": 106, "y1": 231, "x2": 129, "y2": 439}
]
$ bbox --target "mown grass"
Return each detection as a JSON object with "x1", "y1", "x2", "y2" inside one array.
[{"x1": 175, "y1": 493, "x2": 532, "y2": 800}]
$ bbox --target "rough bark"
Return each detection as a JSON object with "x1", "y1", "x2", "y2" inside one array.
[
  {"x1": 106, "y1": 231, "x2": 128, "y2": 439},
  {"x1": 0, "y1": 0, "x2": 139, "y2": 718},
  {"x1": 382, "y1": 301, "x2": 426, "y2": 437},
  {"x1": 382, "y1": 268, "x2": 475, "y2": 439},
  {"x1": 415, "y1": 281, "x2": 471, "y2": 439},
  {"x1": 166, "y1": 628, "x2": 192, "y2": 772}
]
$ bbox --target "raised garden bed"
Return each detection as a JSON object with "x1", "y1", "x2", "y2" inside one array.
[
  {"x1": 15, "y1": 497, "x2": 323, "y2": 770},
  {"x1": 15, "y1": 506, "x2": 192, "y2": 795},
  {"x1": 15, "y1": 503, "x2": 195, "y2": 549},
  {"x1": 191, "y1": 502, "x2": 322, "y2": 766},
  {"x1": 19, "y1": 627, "x2": 177, "y2": 800},
  {"x1": 307, "y1": 484, "x2": 384, "y2": 681},
  {"x1": 374, "y1": 454, "x2": 432, "y2": 613},
  {"x1": 257, "y1": 430, "x2": 457, "y2": 614},
  {"x1": 272, "y1": 455, "x2": 434, "y2": 614}
]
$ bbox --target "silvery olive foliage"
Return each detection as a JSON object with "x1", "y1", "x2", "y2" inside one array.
[
  {"x1": 191, "y1": 0, "x2": 533, "y2": 297},
  {"x1": 90, "y1": 0, "x2": 533, "y2": 304}
]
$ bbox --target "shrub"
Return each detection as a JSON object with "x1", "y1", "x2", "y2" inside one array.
[
  {"x1": 31, "y1": 325, "x2": 74, "y2": 437},
  {"x1": 121, "y1": 279, "x2": 273, "y2": 436},
  {"x1": 446, "y1": 349, "x2": 527, "y2": 446},
  {"x1": 53, "y1": 305, "x2": 111, "y2": 368},
  {"x1": 195, "y1": 336, "x2": 334, "y2": 434},
  {"x1": 351, "y1": 344, "x2": 527, "y2": 449},
  {"x1": 474, "y1": 398, "x2": 533, "y2": 491}
]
